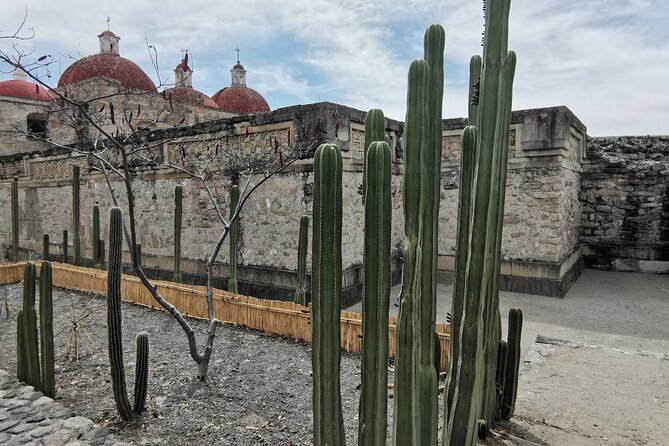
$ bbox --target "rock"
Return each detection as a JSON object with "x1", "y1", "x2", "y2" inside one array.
[{"x1": 63, "y1": 416, "x2": 94, "y2": 434}]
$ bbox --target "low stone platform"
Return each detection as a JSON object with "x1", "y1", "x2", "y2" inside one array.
[{"x1": 0, "y1": 369, "x2": 123, "y2": 446}]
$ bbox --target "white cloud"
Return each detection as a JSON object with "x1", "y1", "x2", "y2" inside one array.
[{"x1": 1, "y1": 0, "x2": 668, "y2": 135}]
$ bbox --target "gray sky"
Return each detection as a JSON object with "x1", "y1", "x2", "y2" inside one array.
[{"x1": 1, "y1": 0, "x2": 667, "y2": 136}]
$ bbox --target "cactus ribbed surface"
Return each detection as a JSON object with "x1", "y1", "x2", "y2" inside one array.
[
  {"x1": 16, "y1": 309, "x2": 25, "y2": 382},
  {"x1": 294, "y1": 215, "x2": 309, "y2": 306},
  {"x1": 72, "y1": 165, "x2": 81, "y2": 265},
  {"x1": 107, "y1": 207, "x2": 134, "y2": 421},
  {"x1": 362, "y1": 109, "x2": 385, "y2": 200},
  {"x1": 21, "y1": 262, "x2": 41, "y2": 388},
  {"x1": 173, "y1": 185, "x2": 182, "y2": 283},
  {"x1": 93, "y1": 205, "x2": 100, "y2": 265},
  {"x1": 133, "y1": 332, "x2": 149, "y2": 414},
  {"x1": 98, "y1": 239, "x2": 105, "y2": 267},
  {"x1": 228, "y1": 185, "x2": 240, "y2": 293},
  {"x1": 502, "y1": 308, "x2": 522, "y2": 420},
  {"x1": 358, "y1": 140, "x2": 392, "y2": 446},
  {"x1": 495, "y1": 339, "x2": 508, "y2": 421},
  {"x1": 11, "y1": 176, "x2": 19, "y2": 262},
  {"x1": 311, "y1": 143, "x2": 345, "y2": 446},
  {"x1": 392, "y1": 58, "x2": 430, "y2": 446},
  {"x1": 62, "y1": 230, "x2": 68, "y2": 264},
  {"x1": 43, "y1": 234, "x2": 49, "y2": 260},
  {"x1": 444, "y1": 1, "x2": 517, "y2": 444},
  {"x1": 39, "y1": 261, "x2": 55, "y2": 398}
]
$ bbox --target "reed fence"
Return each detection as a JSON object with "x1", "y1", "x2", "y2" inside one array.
[{"x1": 0, "y1": 261, "x2": 451, "y2": 372}]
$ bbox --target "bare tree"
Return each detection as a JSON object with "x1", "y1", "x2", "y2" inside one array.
[{"x1": 1, "y1": 19, "x2": 303, "y2": 380}]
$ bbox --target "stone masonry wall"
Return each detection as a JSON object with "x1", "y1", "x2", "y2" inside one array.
[{"x1": 580, "y1": 136, "x2": 669, "y2": 272}]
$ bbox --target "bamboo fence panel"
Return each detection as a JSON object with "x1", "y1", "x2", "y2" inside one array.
[{"x1": 0, "y1": 261, "x2": 451, "y2": 372}]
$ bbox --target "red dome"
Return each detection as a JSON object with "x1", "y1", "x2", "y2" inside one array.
[
  {"x1": 58, "y1": 53, "x2": 156, "y2": 92},
  {"x1": 0, "y1": 79, "x2": 52, "y2": 101},
  {"x1": 212, "y1": 86, "x2": 269, "y2": 113},
  {"x1": 164, "y1": 86, "x2": 219, "y2": 109}
]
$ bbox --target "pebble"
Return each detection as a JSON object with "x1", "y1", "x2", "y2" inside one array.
[{"x1": 0, "y1": 368, "x2": 114, "y2": 445}]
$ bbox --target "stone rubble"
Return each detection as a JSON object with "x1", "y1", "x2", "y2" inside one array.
[{"x1": 0, "y1": 368, "x2": 129, "y2": 446}]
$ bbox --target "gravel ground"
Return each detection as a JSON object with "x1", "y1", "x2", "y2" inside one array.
[{"x1": 0, "y1": 284, "x2": 373, "y2": 445}]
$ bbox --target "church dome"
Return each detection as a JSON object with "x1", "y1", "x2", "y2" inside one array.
[
  {"x1": 164, "y1": 86, "x2": 219, "y2": 108},
  {"x1": 57, "y1": 28, "x2": 156, "y2": 92},
  {"x1": 0, "y1": 79, "x2": 52, "y2": 101},
  {"x1": 212, "y1": 86, "x2": 269, "y2": 113},
  {"x1": 212, "y1": 57, "x2": 269, "y2": 113}
]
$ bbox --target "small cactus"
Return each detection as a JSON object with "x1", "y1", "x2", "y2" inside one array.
[
  {"x1": 11, "y1": 176, "x2": 19, "y2": 262},
  {"x1": 173, "y1": 185, "x2": 183, "y2": 283},
  {"x1": 133, "y1": 332, "x2": 149, "y2": 414},
  {"x1": 42, "y1": 234, "x2": 49, "y2": 260},
  {"x1": 294, "y1": 215, "x2": 309, "y2": 306},
  {"x1": 18, "y1": 262, "x2": 40, "y2": 388},
  {"x1": 228, "y1": 185, "x2": 240, "y2": 293},
  {"x1": 98, "y1": 239, "x2": 105, "y2": 267},
  {"x1": 93, "y1": 205, "x2": 100, "y2": 265},
  {"x1": 39, "y1": 261, "x2": 55, "y2": 398},
  {"x1": 502, "y1": 308, "x2": 523, "y2": 420},
  {"x1": 62, "y1": 230, "x2": 68, "y2": 264},
  {"x1": 72, "y1": 165, "x2": 81, "y2": 265}
]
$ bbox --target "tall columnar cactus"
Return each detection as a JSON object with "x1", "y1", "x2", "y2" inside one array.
[
  {"x1": 311, "y1": 143, "x2": 345, "y2": 446},
  {"x1": 16, "y1": 308, "x2": 25, "y2": 382},
  {"x1": 294, "y1": 215, "x2": 309, "y2": 306},
  {"x1": 228, "y1": 185, "x2": 240, "y2": 293},
  {"x1": 108, "y1": 207, "x2": 134, "y2": 420},
  {"x1": 98, "y1": 239, "x2": 105, "y2": 267},
  {"x1": 11, "y1": 176, "x2": 19, "y2": 262},
  {"x1": 358, "y1": 140, "x2": 392, "y2": 446},
  {"x1": 93, "y1": 205, "x2": 100, "y2": 265},
  {"x1": 502, "y1": 308, "x2": 523, "y2": 420},
  {"x1": 392, "y1": 57, "x2": 432, "y2": 446},
  {"x1": 62, "y1": 230, "x2": 68, "y2": 264},
  {"x1": 444, "y1": 1, "x2": 517, "y2": 444},
  {"x1": 17, "y1": 262, "x2": 40, "y2": 388},
  {"x1": 39, "y1": 261, "x2": 55, "y2": 398},
  {"x1": 72, "y1": 165, "x2": 81, "y2": 265},
  {"x1": 43, "y1": 234, "x2": 49, "y2": 260},
  {"x1": 362, "y1": 109, "x2": 385, "y2": 200},
  {"x1": 495, "y1": 339, "x2": 509, "y2": 421},
  {"x1": 173, "y1": 185, "x2": 183, "y2": 283},
  {"x1": 133, "y1": 332, "x2": 149, "y2": 414}
]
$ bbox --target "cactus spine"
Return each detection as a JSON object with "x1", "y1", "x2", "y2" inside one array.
[
  {"x1": 43, "y1": 234, "x2": 49, "y2": 260},
  {"x1": 133, "y1": 332, "x2": 149, "y2": 414},
  {"x1": 228, "y1": 185, "x2": 240, "y2": 293},
  {"x1": 62, "y1": 230, "x2": 68, "y2": 263},
  {"x1": 502, "y1": 308, "x2": 522, "y2": 420},
  {"x1": 358, "y1": 140, "x2": 392, "y2": 446},
  {"x1": 173, "y1": 185, "x2": 182, "y2": 283},
  {"x1": 311, "y1": 143, "x2": 345, "y2": 446},
  {"x1": 39, "y1": 261, "x2": 55, "y2": 398},
  {"x1": 18, "y1": 262, "x2": 40, "y2": 388},
  {"x1": 294, "y1": 215, "x2": 309, "y2": 306},
  {"x1": 93, "y1": 205, "x2": 100, "y2": 265},
  {"x1": 11, "y1": 176, "x2": 19, "y2": 262},
  {"x1": 392, "y1": 57, "x2": 431, "y2": 446},
  {"x1": 72, "y1": 165, "x2": 81, "y2": 265},
  {"x1": 444, "y1": 1, "x2": 517, "y2": 444}
]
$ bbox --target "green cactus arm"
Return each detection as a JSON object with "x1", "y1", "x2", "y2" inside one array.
[
  {"x1": 393, "y1": 58, "x2": 430, "y2": 446},
  {"x1": 495, "y1": 339, "x2": 508, "y2": 421},
  {"x1": 294, "y1": 215, "x2": 309, "y2": 306},
  {"x1": 311, "y1": 143, "x2": 345, "y2": 446},
  {"x1": 40, "y1": 261, "x2": 55, "y2": 397},
  {"x1": 228, "y1": 185, "x2": 240, "y2": 293},
  {"x1": 362, "y1": 109, "x2": 386, "y2": 199},
  {"x1": 174, "y1": 185, "x2": 182, "y2": 283},
  {"x1": 22, "y1": 262, "x2": 41, "y2": 388},
  {"x1": 133, "y1": 332, "x2": 149, "y2": 414},
  {"x1": 72, "y1": 165, "x2": 81, "y2": 266},
  {"x1": 502, "y1": 308, "x2": 523, "y2": 420},
  {"x1": 358, "y1": 140, "x2": 392, "y2": 446},
  {"x1": 11, "y1": 177, "x2": 19, "y2": 262}
]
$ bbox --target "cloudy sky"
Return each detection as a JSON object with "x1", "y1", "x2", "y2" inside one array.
[{"x1": 1, "y1": 0, "x2": 667, "y2": 136}]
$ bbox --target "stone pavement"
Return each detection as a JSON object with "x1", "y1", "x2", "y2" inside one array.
[{"x1": 0, "y1": 369, "x2": 124, "y2": 446}]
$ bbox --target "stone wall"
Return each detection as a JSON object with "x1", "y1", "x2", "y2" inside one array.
[
  {"x1": 0, "y1": 96, "x2": 50, "y2": 156},
  {"x1": 0, "y1": 102, "x2": 594, "y2": 300},
  {"x1": 580, "y1": 135, "x2": 669, "y2": 273}
]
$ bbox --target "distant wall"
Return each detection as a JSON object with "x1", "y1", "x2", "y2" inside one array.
[{"x1": 580, "y1": 136, "x2": 669, "y2": 273}]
